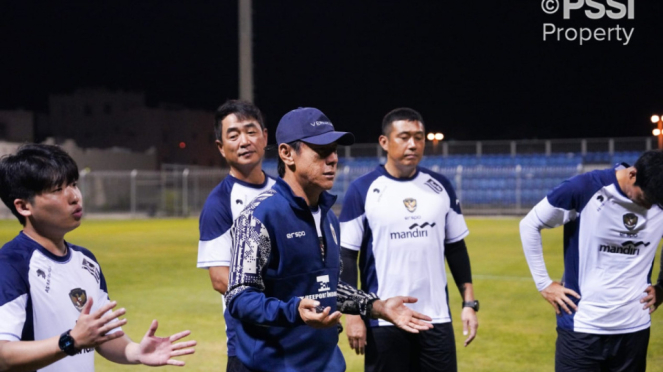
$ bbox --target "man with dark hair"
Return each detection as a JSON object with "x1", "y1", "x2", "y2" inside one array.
[
  {"x1": 339, "y1": 107, "x2": 478, "y2": 372},
  {"x1": 197, "y1": 99, "x2": 275, "y2": 370},
  {"x1": 226, "y1": 107, "x2": 434, "y2": 372},
  {"x1": 520, "y1": 150, "x2": 663, "y2": 371},
  {"x1": 0, "y1": 144, "x2": 195, "y2": 372}
]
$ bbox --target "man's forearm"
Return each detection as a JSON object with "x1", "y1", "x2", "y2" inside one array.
[
  {"x1": 95, "y1": 335, "x2": 139, "y2": 365},
  {"x1": 227, "y1": 288, "x2": 304, "y2": 327},
  {"x1": 340, "y1": 248, "x2": 359, "y2": 287},
  {"x1": 337, "y1": 281, "x2": 378, "y2": 317},
  {"x1": 445, "y1": 239, "x2": 473, "y2": 296},
  {"x1": 209, "y1": 266, "x2": 229, "y2": 294},
  {"x1": 460, "y1": 283, "x2": 475, "y2": 302},
  {"x1": 0, "y1": 337, "x2": 66, "y2": 372},
  {"x1": 520, "y1": 209, "x2": 553, "y2": 291}
]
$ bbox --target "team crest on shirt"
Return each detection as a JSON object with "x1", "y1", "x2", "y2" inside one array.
[
  {"x1": 403, "y1": 198, "x2": 417, "y2": 213},
  {"x1": 330, "y1": 223, "x2": 338, "y2": 245},
  {"x1": 623, "y1": 213, "x2": 638, "y2": 230},
  {"x1": 69, "y1": 288, "x2": 88, "y2": 312}
]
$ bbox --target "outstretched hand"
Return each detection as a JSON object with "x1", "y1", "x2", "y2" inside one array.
[
  {"x1": 541, "y1": 282, "x2": 580, "y2": 315},
  {"x1": 71, "y1": 297, "x2": 127, "y2": 350},
  {"x1": 641, "y1": 284, "x2": 663, "y2": 314},
  {"x1": 136, "y1": 320, "x2": 196, "y2": 367},
  {"x1": 371, "y1": 296, "x2": 433, "y2": 333},
  {"x1": 298, "y1": 299, "x2": 342, "y2": 329}
]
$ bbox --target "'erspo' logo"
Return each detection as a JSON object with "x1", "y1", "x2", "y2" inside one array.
[
  {"x1": 541, "y1": 0, "x2": 635, "y2": 45},
  {"x1": 287, "y1": 231, "x2": 306, "y2": 239}
]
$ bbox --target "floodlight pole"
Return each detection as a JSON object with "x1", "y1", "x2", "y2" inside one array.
[{"x1": 238, "y1": 0, "x2": 254, "y2": 102}]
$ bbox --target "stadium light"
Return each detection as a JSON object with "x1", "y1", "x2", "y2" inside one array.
[
  {"x1": 428, "y1": 132, "x2": 444, "y2": 155},
  {"x1": 652, "y1": 115, "x2": 663, "y2": 150}
]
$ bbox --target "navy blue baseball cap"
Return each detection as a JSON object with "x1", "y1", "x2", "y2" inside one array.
[{"x1": 276, "y1": 107, "x2": 355, "y2": 146}]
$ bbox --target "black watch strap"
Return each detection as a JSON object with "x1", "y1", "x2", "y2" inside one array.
[
  {"x1": 58, "y1": 330, "x2": 78, "y2": 356},
  {"x1": 462, "y1": 300, "x2": 479, "y2": 312}
]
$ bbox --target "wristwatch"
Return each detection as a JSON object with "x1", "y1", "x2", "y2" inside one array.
[
  {"x1": 462, "y1": 300, "x2": 480, "y2": 312},
  {"x1": 58, "y1": 330, "x2": 79, "y2": 356}
]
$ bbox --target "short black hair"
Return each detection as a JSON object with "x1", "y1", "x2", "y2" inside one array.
[
  {"x1": 277, "y1": 141, "x2": 302, "y2": 178},
  {"x1": 0, "y1": 144, "x2": 79, "y2": 226},
  {"x1": 382, "y1": 107, "x2": 425, "y2": 136},
  {"x1": 633, "y1": 150, "x2": 663, "y2": 207},
  {"x1": 214, "y1": 100, "x2": 265, "y2": 141}
]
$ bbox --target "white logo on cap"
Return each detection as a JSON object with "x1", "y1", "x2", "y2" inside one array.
[{"x1": 310, "y1": 121, "x2": 332, "y2": 127}]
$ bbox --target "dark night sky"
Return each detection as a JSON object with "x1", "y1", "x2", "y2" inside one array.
[{"x1": 2, "y1": 1, "x2": 663, "y2": 143}]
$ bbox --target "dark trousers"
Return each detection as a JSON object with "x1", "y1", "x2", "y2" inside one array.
[
  {"x1": 555, "y1": 327, "x2": 649, "y2": 372},
  {"x1": 365, "y1": 322, "x2": 457, "y2": 372}
]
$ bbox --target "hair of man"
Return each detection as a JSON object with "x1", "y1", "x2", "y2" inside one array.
[
  {"x1": 0, "y1": 144, "x2": 79, "y2": 226},
  {"x1": 381, "y1": 107, "x2": 425, "y2": 136},
  {"x1": 633, "y1": 150, "x2": 663, "y2": 207},
  {"x1": 214, "y1": 100, "x2": 265, "y2": 142}
]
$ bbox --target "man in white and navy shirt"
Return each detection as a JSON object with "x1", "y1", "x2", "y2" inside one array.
[
  {"x1": 196, "y1": 100, "x2": 275, "y2": 371},
  {"x1": 0, "y1": 144, "x2": 195, "y2": 372},
  {"x1": 520, "y1": 150, "x2": 663, "y2": 371},
  {"x1": 340, "y1": 108, "x2": 478, "y2": 372}
]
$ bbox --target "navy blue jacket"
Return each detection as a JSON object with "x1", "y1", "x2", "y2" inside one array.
[{"x1": 226, "y1": 178, "x2": 355, "y2": 372}]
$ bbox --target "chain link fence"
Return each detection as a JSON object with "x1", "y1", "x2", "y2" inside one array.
[{"x1": 0, "y1": 137, "x2": 653, "y2": 218}]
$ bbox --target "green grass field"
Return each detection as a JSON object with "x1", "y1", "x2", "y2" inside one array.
[{"x1": 1, "y1": 217, "x2": 663, "y2": 371}]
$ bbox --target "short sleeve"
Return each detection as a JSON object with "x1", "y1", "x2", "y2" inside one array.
[
  {"x1": 339, "y1": 182, "x2": 366, "y2": 251},
  {"x1": 0, "y1": 263, "x2": 28, "y2": 341},
  {"x1": 198, "y1": 193, "x2": 234, "y2": 268}
]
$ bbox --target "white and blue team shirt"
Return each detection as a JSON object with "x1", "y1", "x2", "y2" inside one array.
[
  {"x1": 521, "y1": 164, "x2": 663, "y2": 335},
  {"x1": 196, "y1": 172, "x2": 275, "y2": 356},
  {"x1": 197, "y1": 173, "x2": 276, "y2": 269},
  {"x1": 340, "y1": 165, "x2": 469, "y2": 326},
  {"x1": 0, "y1": 232, "x2": 120, "y2": 372}
]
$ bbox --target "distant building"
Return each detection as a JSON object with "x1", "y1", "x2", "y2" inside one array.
[
  {"x1": 43, "y1": 88, "x2": 220, "y2": 168},
  {"x1": 0, "y1": 138, "x2": 157, "y2": 171},
  {"x1": 0, "y1": 109, "x2": 35, "y2": 143}
]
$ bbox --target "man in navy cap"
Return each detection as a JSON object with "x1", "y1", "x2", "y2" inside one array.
[{"x1": 225, "y1": 107, "x2": 433, "y2": 372}]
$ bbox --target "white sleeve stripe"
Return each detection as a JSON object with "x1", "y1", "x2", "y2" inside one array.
[
  {"x1": 197, "y1": 260, "x2": 231, "y2": 268},
  {"x1": 445, "y1": 229, "x2": 469, "y2": 243}
]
